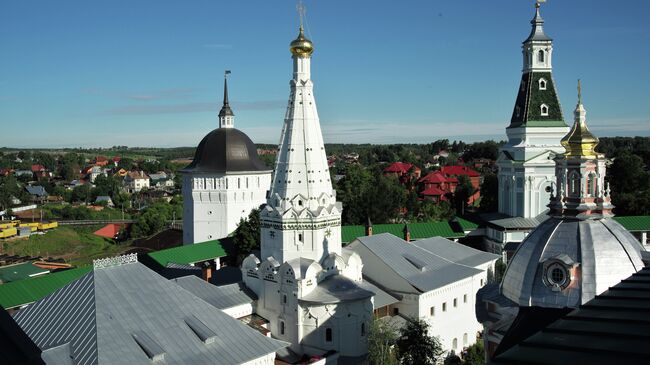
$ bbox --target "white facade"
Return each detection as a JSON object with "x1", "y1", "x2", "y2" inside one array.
[
  {"x1": 124, "y1": 172, "x2": 150, "y2": 193},
  {"x1": 183, "y1": 172, "x2": 271, "y2": 243}
]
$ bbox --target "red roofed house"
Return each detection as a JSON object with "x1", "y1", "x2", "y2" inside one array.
[
  {"x1": 95, "y1": 156, "x2": 109, "y2": 166},
  {"x1": 440, "y1": 165, "x2": 481, "y2": 203},
  {"x1": 383, "y1": 162, "x2": 421, "y2": 185},
  {"x1": 112, "y1": 156, "x2": 121, "y2": 166},
  {"x1": 31, "y1": 164, "x2": 52, "y2": 180},
  {"x1": 418, "y1": 171, "x2": 458, "y2": 202},
  {"x1": 94, "y1": 223, "x2": 129, "y2": 240}
]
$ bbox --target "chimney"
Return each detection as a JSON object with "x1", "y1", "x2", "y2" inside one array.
[
  {"x1": 202, "y1": 263, "x2": 212, "y2": 282},
  {"x1": 403, "y1": 224, "x2": 411, "y2": 242},
  {"x1": 365, "y1": 216, "x2": 373, "y2": 236}
]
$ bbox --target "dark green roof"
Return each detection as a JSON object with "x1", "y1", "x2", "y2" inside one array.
[
  {"x1": 508, "y1": 71, "x2": 566, "y2": 129},
  {"x1": 0, "y1": 266, "x2": 92, "y2": 309},
  {"x1": 148, "y1": 239, "x2": 227, "y2": 267},
  {"x1": 455, "y1": 217, "x2": 479, "y2": 231},
  {"x1": 613, "y1": 216, "x2": 650, "y2": 232},
  {"x1": 0, "y1": 262, "x2": 49, "y2": 284},
  {"x1": 342, "y1": 221, "x2": 465, "y2": 243}
]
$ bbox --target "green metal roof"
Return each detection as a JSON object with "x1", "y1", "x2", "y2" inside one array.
[
  {"x1": 148, "y1": 239, "x2": 227, "y2": 267},
  {"x1": 614, "y1": 216, "x2": 650, "y2": 232},
  {"x1": 455, "y1": 217, "x2": 479, "y2": 231},
  {"x1": 0, "y1": 262, "x2": 49, "y2": 284},
  {"x1": 0, "y1": 266, "x2": 92, "y2": 309},
  {"x1": 342, "y1": 221, "x2": 465, "y2": 244}
]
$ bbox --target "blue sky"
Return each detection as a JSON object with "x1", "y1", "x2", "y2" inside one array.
[{"x1": 1, "y1": 0, "x2": 649, "y2": 147}]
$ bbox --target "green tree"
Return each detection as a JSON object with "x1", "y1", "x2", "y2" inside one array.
[
  {"x1": 396, "y1": 317, "x2": 444, "y2": 365},
  {"x1": 368, "y1": 319, "x2": 399, "y2": 365},
  {"x1": 232, "y1": 208, "x2": 261, "y2": 262},
  {"x1": 462, "y1": 341, "x2": 485, "y2": 365},
  {"x1": 478, "y1": 173, "x2": 498, "y2": 212},
  {"x1": 452, "y1": 175, "x2": 475, "y2": 216},
  {"x1": 71, "y1": 184, "x2": 92, "y2": 203}
]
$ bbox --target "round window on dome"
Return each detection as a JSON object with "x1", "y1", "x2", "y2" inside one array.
[{"x1": 545, "y1": 262, "x2": 569, "y2": 289}]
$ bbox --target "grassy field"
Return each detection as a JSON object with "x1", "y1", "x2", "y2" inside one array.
[{"x1": 2, "y1": 226, "x2": 129, "y2": 266}]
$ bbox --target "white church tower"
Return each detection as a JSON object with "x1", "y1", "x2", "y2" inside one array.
[
  {"x1": 181, "y1": 73, "x2": 272, "y2": 244},
  {"x1": 258, "y1": 25, "x2": 342, "y2": 263},
  {"x1": 242, "y1": 16, "x2": 372, "y2": 359},
  {"x1": 497, "y1": 2, "x2": 570, "y2": 218}
]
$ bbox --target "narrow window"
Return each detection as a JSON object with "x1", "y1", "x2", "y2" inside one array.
[
  {"x1": 361, "y1": 323, "x2": 366, "y2": 337},
  {"x1": 453, "y1": 298, "x2": 458, "y2": 307},
  {"x1": 393, "y1": 308, "x2": 399, "y2": 316},
  {"x1": 464, "y1": 294, "x2": 468, "y2": 303},
  {"x1": 480, "y1": 279, "x2": 484, "y2": 286},
  {"x1": 539, "y1": 78, "x2": 547, "y2": 90},
  {"x1": 298, "y1": 233, "x2": 303, "y2": 242},
  {"x1": 325, "y1": 328, "x2": 332, "y2": 342},
  {"x1": 463, "y1": 333, "x2": 468, "y2": 346},
  {"x1": 442, "y1": 302, "x2": 447, "y2": 312},
  {"x1": 453, "y1": 338, "x2": 458, "y2": 350},
  {"x1": 238, "y1": 178, "x2": 241, "y2": 189},
  {"x1": 280, "y1": 321, "x2": 285, "y2": 335},
  {"x1": 538, "y1": 49, "x2": 545, "y2": 63},
  {"x1": 298, "y1": 200, "x2": 303, "y2": 206},
  {"x1": 430, "y1": 306, "x2": 435, "y2": 316},
  {"x1": 540, "y1": 104, "x2": 549, "y2": 116},
  {"x1": 283, "y1": 294, "x2": 287, "y2": 304}
]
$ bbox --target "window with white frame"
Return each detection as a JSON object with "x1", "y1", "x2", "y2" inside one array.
[
  {"x1": 538, "y1": 78, "x2": 547, "y2": 90},
  {"x1": 540, "y1": 104, "x2": 549, "y2": 116}
]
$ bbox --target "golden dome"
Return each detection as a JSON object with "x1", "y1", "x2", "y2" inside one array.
[
  {"x1": 290, "y1": 26, "x2": 314, "y2": 57},
  {"x1": 561, "y1": 104, "x2": 599, "y2": 158}
]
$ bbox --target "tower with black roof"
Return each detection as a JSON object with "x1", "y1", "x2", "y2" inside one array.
[
  {"x1": 497, "y1": 2, "x2": 570, "y2": 218},
  {"x1": 181, "y1": 73, "x2": 272, "y2": 244}
]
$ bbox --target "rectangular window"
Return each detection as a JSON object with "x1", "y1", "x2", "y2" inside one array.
[
  {"x1": 298, "y1": 233, "x2": 303, "y2": 242},
  {"x1": 453, "y1": 298, "x2": 458, "y2": 307},
  {"x1": 430, "y1": 306, "x2": 435, "y2": 316},
  {"x1": 464, "y1": 294, "x2": 468, "y2": 303},
  {"x1": 283, "y1": 294, "x2": 287, "y2": 304},
  {"x1": 280, "y1": 321, "x2": 285, "y2": 335},
  {"x1": 325, "y1": 328, "x2": 332, "y2": 342},
  {"x1": 442, "y1": 302, "x2": 447, "y2": 312},
  {"x1": 393, "y1": 308, "x2": 399, "y2": 316}
]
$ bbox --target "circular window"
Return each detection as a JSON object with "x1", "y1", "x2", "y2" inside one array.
[{"x1": 545, "y1": 262, "x2": 569, "y2": 288}]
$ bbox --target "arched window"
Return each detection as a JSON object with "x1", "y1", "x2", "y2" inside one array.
[
  {"x1": 452, "y1": 338, "x2": 458, "y2": 350},
  {"x1": 569, "y1": 172, "x2": 581, "y2": 196},
  {"x1": 538, "y1": 78, "x2": 547, "y2": 90},
  {"x1": 587, "y1": 174, "x2": 596, "y2": 196},
  {"x1": 540, "y1": 104, "x2": 549, "y2": 116},
  {"x1": 538, "y1": 49, "x2": 545, "y2": 63},
  {"x1": 463, "y1": 333, "x2": 468, "y2": 347}
]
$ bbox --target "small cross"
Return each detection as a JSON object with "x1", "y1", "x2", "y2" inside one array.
[{"x1": 297, "y1": 0, "x2": 306, "y2": 28}]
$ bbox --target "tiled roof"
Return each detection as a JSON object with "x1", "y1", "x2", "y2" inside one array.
[
  {"x1": 148, "y1": 240, "x2": 227, "y2": 267},
  {"x1": 0, "y1": 266, "x2": 92, "y2": 309},
  {"x1": 341, "y1": 221, "x2": 465, "y2": 243},
  {"x1": 383, "y1": 162, "x2": 415, "y2": 174},
  {"x1": 613, "y1": 215, "x2": 650, "y2": 232},
  {"x1": 418, "y1": 171, "x2": 449, "y2": 184},
  {"x1": 441, "y1": 165, "x2": 480, "y2": 177},
  {"x1": 420, "y1": 186, "x2": 446, "y2": 196},
  {"x1": 30, "y1": 165, "x2": 45, "y2": 172}
]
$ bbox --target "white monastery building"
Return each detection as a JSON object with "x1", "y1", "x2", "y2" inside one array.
[{"x1": 181, "y1": 75, "x2": 272, "y2": 244}]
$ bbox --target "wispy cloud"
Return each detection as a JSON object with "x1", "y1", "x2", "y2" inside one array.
[
  {"x1": 102, "y1": 100, "x2": 285, "y2": 116},
  {"x1": 203, "y1": 43, "x2": 233, "y2": 49},
  {"x1": 125, "y1": 88, "x2": 198, "y2": 101}
]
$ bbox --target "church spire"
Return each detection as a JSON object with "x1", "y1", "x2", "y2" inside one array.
[
  {"x1": 218, "y1": 70, "x2": 234, "y2": 129},
  {"x1": 561, "y1": 79, "x2": 600, "y2": 158},
  {"x1": 259, "y1": 10, "x2": 342, "y2": 264}
]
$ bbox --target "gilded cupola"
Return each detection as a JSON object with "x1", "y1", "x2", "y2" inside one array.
[
  {"x1": 290, "y1": 26, "x2": 314, "y2": 57},
  {"x1": 561, "y1": 80, "x2": 599, "y2": 158}
]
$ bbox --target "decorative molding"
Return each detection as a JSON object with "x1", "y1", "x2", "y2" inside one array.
[{"x1": 93, "y1": 253, "x2": 138, "y2": 270}]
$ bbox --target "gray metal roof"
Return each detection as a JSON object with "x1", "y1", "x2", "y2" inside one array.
[
  {"x1": 358, "y1": 279, "x2": 400, "y2": 309},
  {"x1": 490, "y1": 267, "x2": 650, "y2": 365},
  {"x1": 501, "y1": 217, "x2": 645, "y2": 309},
  {"x1": 26, "y1": 185, "x2": 47, "y2": 197},
  {"x1": 412, "y1": 236, "x2": 499, "y2": 268},
  {"x1": 172, "y1": 276, "x2": 257, "y2": 310},
  {"x1": 299, "y1": 274, "x2": 374, "y2": 305},
  {"x1": 483, "y1": 210, "x2": 550, "y2": 230},
  {"x1": 14, "y1": 261, "x2": 287, "y2": 365},
  {"x1": 524, "y1": 5, "x2": 552, "y2": 43},
  {"x1": 349, "y1": 233, "x2": 484, "y2": 293}
]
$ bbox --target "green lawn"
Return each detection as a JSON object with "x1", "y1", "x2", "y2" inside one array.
[
  {"x1": 2, "y1": 226, "x2": 129, "y2": 266},
  {"x1": 42, "y1": 204, "x2": 133, "y2": 220}
]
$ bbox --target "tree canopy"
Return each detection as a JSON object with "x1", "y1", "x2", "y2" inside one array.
[{"x1": 396, "y1": 318, "x2": 444, "y2": 365}]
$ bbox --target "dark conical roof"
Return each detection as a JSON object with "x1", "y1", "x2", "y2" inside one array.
[
  {"x1": 218, "y1": 77, "x2": 234, "y2": 118},
  {"x1": 182, "y1": 128, "x2": 270, "y2": 173}
]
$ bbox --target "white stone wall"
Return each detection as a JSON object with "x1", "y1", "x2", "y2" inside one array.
[
  {"x1": 239, "y1": 352, "x2": 276, "y2": 365},
  {"x1": 182, "y1": 171, "x2": 271, "y2": 244}
]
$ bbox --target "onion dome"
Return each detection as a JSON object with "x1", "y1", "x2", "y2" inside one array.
[
  {"x1": 501, "y1": 217, "x2": 644, "y2": 308},
  {"x1": 181, "y1": 128, "x2": 269, "y2": 173},
  {"x1": 561, "y1": 80, "x2": 599, "y2": 158},
  {"x1": 290, "y1": 26, "x2": 314, "y2": 57}
]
